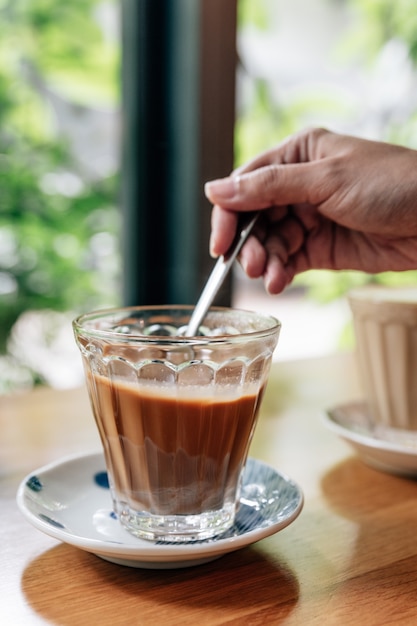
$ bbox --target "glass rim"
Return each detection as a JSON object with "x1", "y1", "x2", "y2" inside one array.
[
  {"x1": 348, "y1": 285, "x2": 417, "y2": 306},
  {"x1": 72, "y1": 304, "x2": 281, "y2": 344}
]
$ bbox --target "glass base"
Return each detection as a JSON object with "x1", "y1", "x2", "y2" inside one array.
[{"x1": 118, "y1": 503, "x2": 237, "y2": 543}]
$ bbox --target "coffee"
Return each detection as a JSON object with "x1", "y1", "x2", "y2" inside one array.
[{"x1": 87, "y1": 373, "x2": 264, "y2": 515}]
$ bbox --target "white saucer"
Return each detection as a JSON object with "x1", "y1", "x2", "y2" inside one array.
[
  {"x1": 17, "y1": 452, "x2": 303, "y2": 569},
  {"x1": 324, "y1": 401, "x2": 417, "y2": 476}
]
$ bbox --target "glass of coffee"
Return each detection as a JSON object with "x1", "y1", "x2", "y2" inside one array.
[{"x1": 73, "y1": 305, "x2": 280, "y2": 543}]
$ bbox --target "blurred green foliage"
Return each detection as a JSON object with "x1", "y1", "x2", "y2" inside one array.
[
  {"x1": 0, "y1": 0, "x2": 120, "y2": 387},
  {"x1": 347, "y1": 0, "x2": 417, "y2": 63},
  {"x1": 237, "y1": 0, "x2": 269, "y2": 30}
]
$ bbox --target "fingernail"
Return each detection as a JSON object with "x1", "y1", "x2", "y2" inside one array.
[
  {"x1": 240, "y1": 256, "x2": 249, "y2": 275},
  {"x1": 205, "y1": 177, "x2": 238, "y2": 201},
  {"x1": 209, "y1": 234, "x2": 219, "y2": 258}
]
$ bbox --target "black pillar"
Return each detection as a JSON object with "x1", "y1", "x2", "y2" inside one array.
[{"x1": 121, "y1": 0, "x2": 237, "y2": 306}]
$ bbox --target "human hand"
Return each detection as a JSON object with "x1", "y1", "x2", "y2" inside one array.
[{"x1": 205, "y1": 128, "x2": 417, "y2": 294}]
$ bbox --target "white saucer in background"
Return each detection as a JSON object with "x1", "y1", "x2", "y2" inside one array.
[
  {"x1": 324, "y1": 401, "x2": 417, "y2": 477},
  {"x1": 17, "y1": 452, "x2": 303, "y2": 569}
]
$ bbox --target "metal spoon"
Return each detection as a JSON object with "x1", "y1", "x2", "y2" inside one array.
[{"x1": 184, "y1": 212, "x2": 259, "y2": 337}]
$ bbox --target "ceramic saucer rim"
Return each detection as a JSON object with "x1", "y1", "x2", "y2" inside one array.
[
  {"x1": 16, "y1": 451, "x2": 304, "y2": 566},
  {"x1": 324, "y1": 401, "x2": 417, "y2": 457}
]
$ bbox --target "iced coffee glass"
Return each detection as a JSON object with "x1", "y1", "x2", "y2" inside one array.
[{"x1": 73, "y1": 305, "x2": 280, "y2": 543}]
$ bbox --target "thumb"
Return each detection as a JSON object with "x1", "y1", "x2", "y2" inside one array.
[{"x1": 205, "y1": 162, "x2": 323, "y2": 210}]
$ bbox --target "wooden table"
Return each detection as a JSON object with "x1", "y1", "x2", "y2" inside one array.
[{"x1": 2, "y1": 352, "x2": 417, "y2": 625}]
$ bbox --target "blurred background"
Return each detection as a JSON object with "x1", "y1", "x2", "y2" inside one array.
[{"x1": 2, "y1": 0, "x2": 417, "y2": 393}]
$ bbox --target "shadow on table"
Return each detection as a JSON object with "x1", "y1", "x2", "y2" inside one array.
[{"x1": 21, "y1": 543, "x2": 299, "y2": 624}]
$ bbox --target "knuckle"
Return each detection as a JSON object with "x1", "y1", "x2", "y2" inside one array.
[
  {"x1": 258, "y1": 165, "x2": 282, "y2": 201},
  {"x1": 239, "y1": 166, "x2": 281, "y2": 207}
]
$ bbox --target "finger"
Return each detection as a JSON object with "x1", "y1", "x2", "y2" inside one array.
[
  {"x1": 291, "y1": 203, "x2": 322, "y2": 232},
  {"x1": 264, "y1": 254, "x2": 294, "y2": 295},
  {"x1": 209, "y1": 205, "x2": 238, "y2": 257},
  {"x1": 276, "y1": 214, "x2": 308, "y2": 255},
  {"x1": 239, "y1": 234, "x2": 268, "y2": 279},
  {"x1": 205, "y1": 162, "x2": 327, "y2": 211},
  {"x1": 239, "y1": 231, "x2": 289, "y2": 295}
]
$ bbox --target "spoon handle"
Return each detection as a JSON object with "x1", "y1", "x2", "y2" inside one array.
[{"x1": 185, "y1": 212, "x2": 259, "y2": 337}]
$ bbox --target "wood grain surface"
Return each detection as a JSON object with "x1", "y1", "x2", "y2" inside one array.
[{"x1": 2, "y1": 352, "x2": 417, "y2": 625}]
